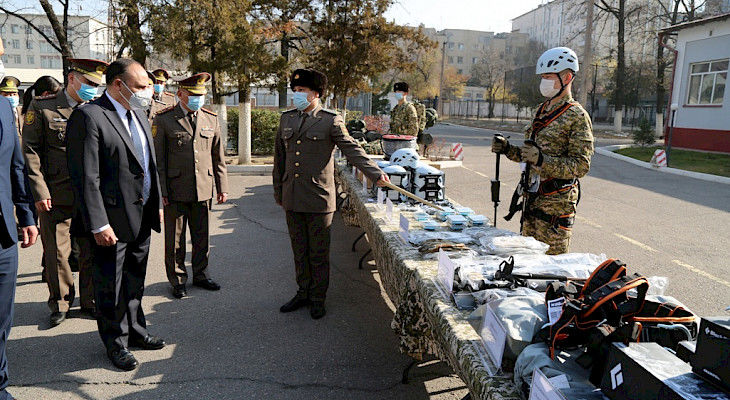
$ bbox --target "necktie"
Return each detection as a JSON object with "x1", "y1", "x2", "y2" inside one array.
[
  {"x1": 188, "y1": 112, "x2": 197, "y2": 133},
  {"x1": 126, "y1": 110, "x2": 151, "y2": 203},
  {"x1": 298, "y1": 112, "x2": 308, "y2": 131}
]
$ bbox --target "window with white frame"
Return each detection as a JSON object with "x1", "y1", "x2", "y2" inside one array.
[{"x1": 687, "y1": 59, "x2": 727, "y2": 105}]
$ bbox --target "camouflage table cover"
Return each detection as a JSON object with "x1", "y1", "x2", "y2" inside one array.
[{"x1": 334, "y1": 163, "x2": 521, "y2": 400}]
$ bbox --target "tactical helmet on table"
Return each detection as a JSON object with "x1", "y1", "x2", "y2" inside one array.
[
  {"x1": 390, "y1": 148, "x2": 420, "y2": 169},
  {"x1": 536, "y1": 47, "x2": 579, "y2": 75}
]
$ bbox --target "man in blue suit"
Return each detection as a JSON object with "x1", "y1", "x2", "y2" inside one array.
[{"x1": 0, "y1": 36, "x2": 40, "y2": 400}]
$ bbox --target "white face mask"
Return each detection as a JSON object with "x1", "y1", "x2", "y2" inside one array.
[
  {"x1": 121, "y1": 80, "x2": 153, "y2": 110},
  {"x1": 539, "y1": 78, "x2": 560, "y2": 98}
]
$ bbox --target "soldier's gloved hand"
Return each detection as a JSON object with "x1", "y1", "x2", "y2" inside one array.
[
  {"x1": 491, "y1": 136, "x2": 510, "y2": 154},
  {"x1": 521, "y1": 142, "x2": 543, "y2": 166}
]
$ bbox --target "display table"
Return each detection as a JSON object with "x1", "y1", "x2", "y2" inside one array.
[{"x1": 334, "y1": 162, "x2": 521, "y2": 400}]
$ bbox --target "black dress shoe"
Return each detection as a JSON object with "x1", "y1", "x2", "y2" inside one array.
[
  {"x1": 79, "y1": 307, "x2": 97, "y2": 319},
  {"x1": 107, "y1": 346, "x2": 138, "y2": 371},
  {"x1": 49, "y1": 311, "x2": 67, "y2": 327},
  {"x1": 279, "y1": 295, "x2": 309, "y2": 313},
  {"x1": 172, "y1": 285, "x2": 187, "y2": 299},
  {"x1": 310, "y1": 301, "x2": 326, "y2": 320},
  {"x1": 193, "y1": 279, "x2": 220, "y2": 291},
  {"x1": 129, "y1": 335, "x2": 166, "y2": 350}
]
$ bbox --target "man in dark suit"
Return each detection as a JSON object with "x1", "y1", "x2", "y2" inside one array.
[
  {"x1": 0, "y1": 35, "x2": 39, "y2": 400},
  {"x1": 67, "y1": 58, "x2": 165, "y2": 371}
]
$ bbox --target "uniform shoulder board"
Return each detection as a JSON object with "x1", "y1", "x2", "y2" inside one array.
[
  {"x1": 34, "y1": 93, "x2": 57, "y2": 101},
  {"x1": 153, "y1": 98, "x2": 165, "y2": 104},
  {"x1": 282, "y1": 108, "x2": 298, "y2": 114},
  {"x1": 201, "y1": 107, "x2": 217, "y2": 116},
  {"x1": 320, "y1": 108, "x2": 338, "y2": 116},
  {"x1": 157, "y1": 105, "x2": 175, "y2": 115}
]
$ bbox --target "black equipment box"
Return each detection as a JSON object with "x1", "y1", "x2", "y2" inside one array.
[
  {"x1": 600, "y1": 342, "x2": 730, "y2": 400},
  {"x1": 675, "y1": 340, "x2": 696, "y2": 364},
  {"x1": 692, "y1": 317, "x2": 730, "y2": 391}
]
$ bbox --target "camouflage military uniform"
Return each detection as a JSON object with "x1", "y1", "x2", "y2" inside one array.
[
  {"x1": 505, "y1": 95, "x2": 594, "y2": 254},
  {"x1": 413, "y1": 101, "x2": 426, "y2": 134},
  {"x1": 389, "y1": 101, "x2": 419, "y2": 136}
]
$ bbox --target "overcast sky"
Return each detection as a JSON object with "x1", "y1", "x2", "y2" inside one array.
[{"x1": 384, "y1": 0, "x2": 546, "y2": 33}]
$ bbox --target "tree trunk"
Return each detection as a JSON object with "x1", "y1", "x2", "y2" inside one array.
[
  {"x1": 278, "y1": 35, "x2": 290, "y2": 109},
  {"x1": 238, "y1": 84, "x2": 252, "y2": 165},
  {"x1": 614, "y1": 0, "x2": 626, "y2": 133},
  {"x1": 120, "y1": 0, "x2": 147, "y2": 65},
  {"x1": 39, "y1": 0, "x2": 73, "y2": 84}
]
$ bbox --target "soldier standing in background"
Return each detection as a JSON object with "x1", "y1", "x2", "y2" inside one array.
[
  {"x1": 23, "y1": 58, "x2": 108, "y2": 325},
  {"x1": 148, "y1": 68, "x2": 176, "y2": 123},
  {"x1": 492, "y1": 47, "x2": 593, "y2": 255},
  {"x1": 153, "y1": 72, "x2": 228, "y2": 299},
  {"x1": 273, "y1": 68, "x2": 389, "y2": 319},
  {"x1": 389, "y1": 81, "x2": 419, "y2": 136},
  {"x1": 0, "y1": 77, "x2": 22, "y2": 136}
]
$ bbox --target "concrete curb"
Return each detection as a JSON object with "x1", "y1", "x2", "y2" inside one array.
[
  {"x1": 596, "y1": 145, "x2": 730, "y2": 185},
  {"x1": 226, "y1": 164, "x2": 273, "y2": 176}
]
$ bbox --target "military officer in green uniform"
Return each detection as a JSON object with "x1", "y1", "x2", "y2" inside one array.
[
  {"x1": 148, "y1": 68, "x2": 176, "y2": 123},
  {"x1": 389, "y1": 81, "x2": 419, "y2": 136},
  {"x1": 153, "y1": 72, "x2": 228, "y2": 299},
  {"x1": 0, "y1": 76, "x2": 22, "y2": 136},
  {"x1": 23, "y1": 58, "x2": 108, "y2": 325},
  {"x1": 492, "y1": 47, "x2": 593, "y2": 255},
  {"x1": 274, "y1": 68, "x2": 390, "y2": 319}
]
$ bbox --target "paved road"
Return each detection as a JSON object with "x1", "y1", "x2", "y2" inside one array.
[
  {"x1": 9, "y1": 176, "x2": 467, "y2": 399},
  {"x1": 432, "y1": 122, "x2": 730, "y2": 316}
]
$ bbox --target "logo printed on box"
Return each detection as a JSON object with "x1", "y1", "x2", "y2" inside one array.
[{"x1": 610, "y1": 364, "x2": 623, "y2": 389}]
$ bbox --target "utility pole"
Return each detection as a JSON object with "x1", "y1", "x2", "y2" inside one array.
[
  {"x1": 579, "y1": 0, "x2": 594, "y2": 106},
  {"x1": 438, "y1": 38, "x2": 447, "y2": 117}
]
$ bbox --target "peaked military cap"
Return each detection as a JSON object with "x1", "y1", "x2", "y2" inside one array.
[
  {"x1": 68, "y1": 58, "x2": 109, "y2": 85},
  {"x1": 394, "y1": 81, "x2": 409, "y2": 93},
  {"x1": 0, "y1": 76, "x2": 20, "y2": 93},
  {"x1": 152, "y1": 68, "x2": 170, "y2": 83},
  {"x1": 146, "y1": 71, "x2": 155, "y2": 86},
  {"x1": 175, "y1": 72, "x2": 211, "y2": 95},
  {"x1": 290, "y1": 68, "x2": 327, "y2": 96}
]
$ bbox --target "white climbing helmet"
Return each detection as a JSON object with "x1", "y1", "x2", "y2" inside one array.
[
  {"x1": 390, "y1": 148, "x2": 420, "y2": 169},
  {"x1": 536, "y1": 47, "x2": 579, "y2": 75}
]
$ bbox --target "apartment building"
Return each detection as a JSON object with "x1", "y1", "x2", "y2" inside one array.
[{"x1": 0, "y1": 13, "x2": 111, "y2": 88}]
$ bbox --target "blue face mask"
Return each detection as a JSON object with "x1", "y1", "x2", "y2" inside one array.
[
  {"x1": 394, "y1": 92, "x2": 404, "y2": 101},
  {"x1": 153, "y1": 84, "x2": 164, "y2": 94},
  {"x1": 187, "y1": 95, "x2": 204, "y2": 111},
  {"x1": 77, "y1": 83, "x2": 97, "y2": 102},
  {"x1": 293, "y1": 91, "x2": 311, "y2": 111},
  {"x1": 6, "y1": 95, "x2": 18, "y2": 108}
]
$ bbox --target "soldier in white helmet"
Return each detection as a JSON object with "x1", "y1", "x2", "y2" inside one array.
[{"x1": 492, "y1": 47, "x2": 594, "y2": 254}]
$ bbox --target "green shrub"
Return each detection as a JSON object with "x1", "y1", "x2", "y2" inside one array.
[
  {"x1": 226, "y1": 107, "x2": 281, "y2": 155},
  {"x1": 632, "y1": 118, "x2": 655, "y2": 146},
  {"x1": 251, "y1": 108, "x2": 280, "y2": 155}
]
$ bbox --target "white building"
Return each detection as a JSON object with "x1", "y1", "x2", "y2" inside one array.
[
  {"x1": 661, "y1": 12, "x2": 730, "y2": 153},
  {"x1": 0, "y1": 13, "x2": 112, "y2": 88}
]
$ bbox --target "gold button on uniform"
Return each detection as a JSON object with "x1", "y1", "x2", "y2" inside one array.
[
  {"x1": 312, "y1": 137, "x2": 317, "y2": 141},
  {"x1": 296, "y1": 140, "x2": 301, "y2": 144},
  {"x1": 295, "y1": 162, "x2": 300, "y2": 167},
  {"x1": 296, "y1": 151, "x2": 300, "y2": 155},
  {"x1": 294, "y1": 173, "x2": 299, "y2": 178}
]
